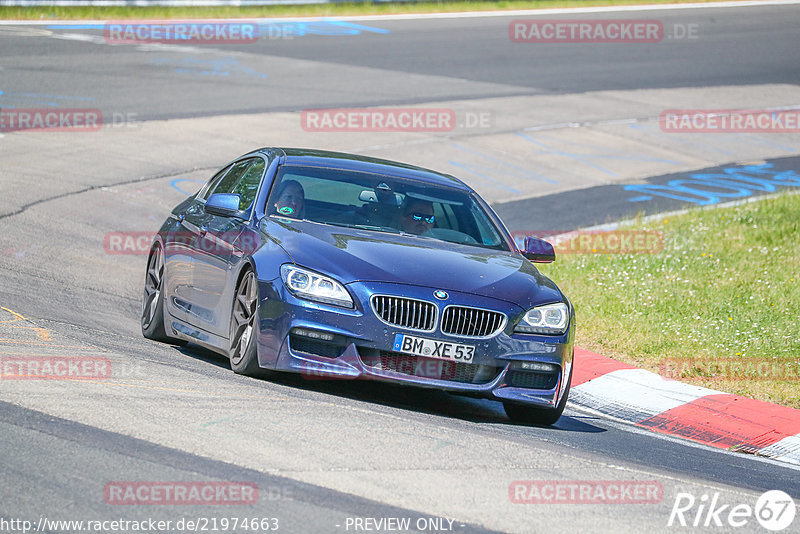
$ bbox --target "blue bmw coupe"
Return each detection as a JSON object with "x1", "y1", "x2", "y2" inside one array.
[{"x1": 142, "y1": 148, "x2": 575, "y2": 424}]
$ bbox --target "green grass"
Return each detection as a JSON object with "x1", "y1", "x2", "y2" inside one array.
[
  {"x1": 0, "y1": 0, "x2": 734, "y2": 20},
  {"x1": 536, "y1": 192, "x2": 800, "y2": 409}
]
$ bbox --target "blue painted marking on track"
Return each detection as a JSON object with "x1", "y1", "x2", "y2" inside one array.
[
  {"x1": 516, "y1": 132, "x2": 618, "y2": 177},
  {"x1": 451, "y1": 143, "x2": 556, "y2": 185},
  {"x1": 47, "y1": 24, "x2": 105, "y2": 30},
  {"x1": 586, "y1": 154, "x2": 681, "y2": 165},
  {"x1": 448, "y1": 160, "x2": 520, "y2": 194},
  {"x1": 0, "y1": 91, "x2": 95, "y2": 109},
  {"x1": 631, "y1": 121, "x2": 737, "y2": 157},
  {"x1": 247, "y1": 20, "x2": 392, "y2": 38},
  {"x1": 320, "y1": 19, "x2": 391, "y2": 34},
  {"x1": 736, "y1": 133, "x2": 797, "y2": 152},
  {"x1": 627, "y1": 196, "x2": 653, "y2": 202},
  {"x1": 624, "y1": 163, "x2": 800, "y2": 205},
  {"x1": 528, "y1": 131, "x2": 683, "y2": 165},
  {"x1": 171, "y1": 179, "x2": 205, "y2": 196},
  {"x1": 150, "y1": 56, "x2": 266, "y2": 79},
  {"x1": 48, "y1": 19, "x2": 390, "y2": 36},
  {"x1": 0, "y1": 92, "x2": 94, "y2": 101}
]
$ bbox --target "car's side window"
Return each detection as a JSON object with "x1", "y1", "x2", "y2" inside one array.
[
  {"x1": 209, "y1": 159, "x2": 253, "y2": 198},
  {"x1": 470, "y1": 202, "x2": 504, "y2": 247},
  {"x1": 231, "y1": 158, "x2": 266, "y2": 210},
  {"x1": 200, "y1": 164, "x2": 234, "y2": 200}
]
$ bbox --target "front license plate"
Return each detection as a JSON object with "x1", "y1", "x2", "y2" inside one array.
[{"x1": 393, "y1": 334, "x2": 475, "y2": 363}]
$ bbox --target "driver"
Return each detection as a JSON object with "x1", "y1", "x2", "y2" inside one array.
[
  {"x1": 271, "y1": 180, "x2": 305, "y2": 219},
  {"x1": 400, "y1": 198, "x2": 435, "y2": 235}
]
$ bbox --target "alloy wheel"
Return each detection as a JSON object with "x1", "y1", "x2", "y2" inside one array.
[
  {"x1": 141, "y1": 246, "x2": 164, "y2": 330},
  {"x1": 230, "y1": 271, "x2": 257, "y2": 365}
]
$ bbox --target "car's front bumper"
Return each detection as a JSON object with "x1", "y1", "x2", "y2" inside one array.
[{"x1": 256, "y1": 279, "x2": 574, "y2": 408}]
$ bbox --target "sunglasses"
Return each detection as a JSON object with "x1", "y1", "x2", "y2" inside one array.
[{"x1": 409, "y1": 213, "x2": 435, "y2": 224}]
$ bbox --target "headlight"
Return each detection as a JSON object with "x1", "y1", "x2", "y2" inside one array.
[
  {"x1": 515, "y1": 302, "x2": 569, "y2": 335},
  {"x1": 280, "y1": 265, "x2": 353, "y2": 308}
]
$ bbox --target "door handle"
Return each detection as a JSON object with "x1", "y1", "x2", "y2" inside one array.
[
  {"x1": 199, "y1": 226, "x2": 208, "y2": 236},
  {"x1": 177, "y1": 213, "x2": 185, "y2": 223}
]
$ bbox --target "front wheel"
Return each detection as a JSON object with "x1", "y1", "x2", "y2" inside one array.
[
  {"x1": 503, "y1": 364, "x2": 572, "y2": 426},
  {"x1": 229, "y1": 269, "x2": 266, "y2": 377}
]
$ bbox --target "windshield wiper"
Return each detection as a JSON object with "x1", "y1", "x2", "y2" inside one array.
[
  {"x1": 353, "y1": 224, "x2": 400, "y2": 233},
  {"x1": 322, "y1": 221, "x2": 400, "y2": 233}
]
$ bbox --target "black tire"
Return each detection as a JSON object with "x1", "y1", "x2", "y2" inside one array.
[
  {"x1": 141, "y1": 244, "x2": 186, "y2": 346},
  {"x1": 503, "y1": 363, "x2": 573, "y2": 426},
  {"x1": 229, "y1": 269, "x2": 266, "y2": 377}
]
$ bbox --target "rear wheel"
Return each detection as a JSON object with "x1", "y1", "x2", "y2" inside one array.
[
  {"x1": 503, "y1": 364, "x2": 572, "y2": 426},
  {"x1": 229, "y1": 270, "x2": 265, "y2": 377},
  {"x1": 141, "y1": 244, "x2": 186, "y2": 345}
]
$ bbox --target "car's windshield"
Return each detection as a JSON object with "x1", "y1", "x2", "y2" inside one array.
[{"x1": 266, "y1": 165, "x2": 510, "y2": 251}]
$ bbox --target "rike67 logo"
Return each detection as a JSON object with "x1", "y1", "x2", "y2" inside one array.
[{"x1": 668, "y1": 490, "x2": 796, "y2": 531}]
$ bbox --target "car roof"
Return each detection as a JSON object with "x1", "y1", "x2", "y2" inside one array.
[{"x1": 254, "y1": 147, "x2": 472, "y2": 192}]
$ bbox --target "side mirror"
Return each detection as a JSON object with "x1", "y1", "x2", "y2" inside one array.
[
  {"x1": 205, "y1": 193, "x2": 244, "y2": 218},
  {"x1": 522, "y1": 236, "x2": 556, "y2": 263}
]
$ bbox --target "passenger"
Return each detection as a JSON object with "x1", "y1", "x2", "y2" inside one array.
[
  {"x1": 271, "y1": 180, "x2": 305, "y2": 219},
  {"x1": 400, "y1": 198, "x2": 435, "y2": 235}
]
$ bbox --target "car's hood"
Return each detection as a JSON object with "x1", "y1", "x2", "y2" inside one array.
[{"x1": 262, "y1": 219, "x2": 564, "y2": 308}]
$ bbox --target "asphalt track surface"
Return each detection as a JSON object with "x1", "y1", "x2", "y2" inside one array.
[
  {"x1": 1, "y1": 3, "x2": 800, "y2": 533},
  {"x1": 3, "y1": 4, "x2": 799, "y2": 120}
]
